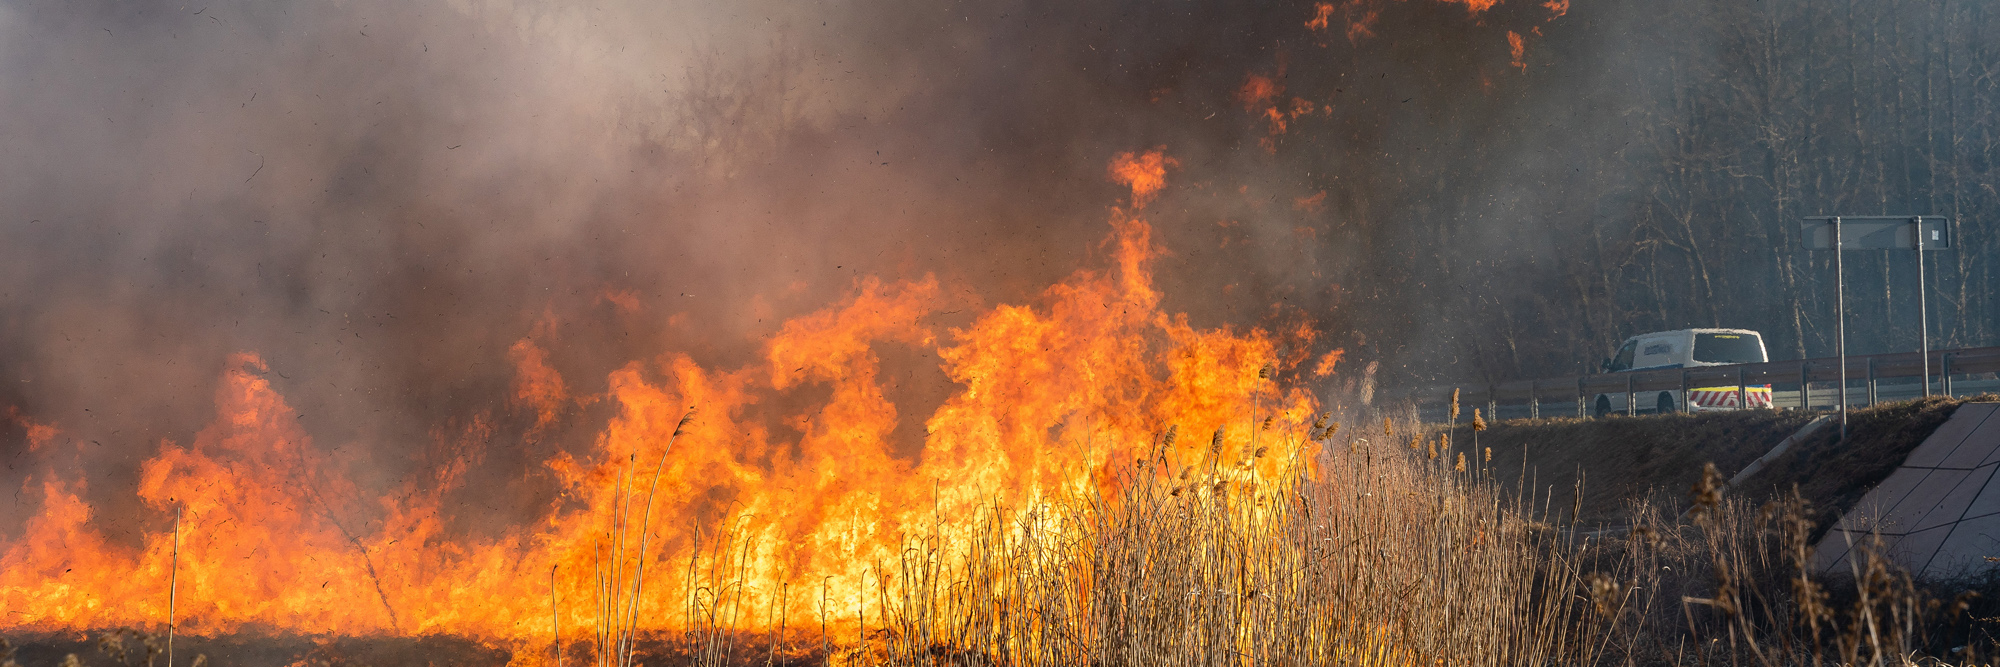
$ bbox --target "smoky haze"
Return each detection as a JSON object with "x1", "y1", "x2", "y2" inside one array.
[
  {"x1": 6, "y1": 0, "x2": 1998, "y2": 540},
  {"x1": 0, "y1": 0, "x2": 1336, "y2": 538}
]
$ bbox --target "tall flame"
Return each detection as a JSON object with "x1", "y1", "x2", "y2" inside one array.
[{"x1": 0, "y1": 151, "x2": 1325, "y2": 649}]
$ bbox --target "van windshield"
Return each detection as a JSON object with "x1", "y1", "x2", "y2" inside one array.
[
  {"x1": 1609, "y1": 340, "x2": 1637, "y2": 372},
  {"x1": 1693, "y1": 333, "x2": 1765, "y2": 364}
]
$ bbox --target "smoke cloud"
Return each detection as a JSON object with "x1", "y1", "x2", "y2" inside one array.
[{"x1": 2, "y1": 0, "x2": 1741, "y2": 543}]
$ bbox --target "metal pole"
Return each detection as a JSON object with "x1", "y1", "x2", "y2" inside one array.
[
  {"x1": 1943, "y1": 353, "x2": 1954, "y2": 397},
  {"x1": 1576, "y1": 377, "x2": 1585, "y2": 418},
  {"x1": 1801, "y1": 360, "x2": 1811, "y2": 411},
  {"x1": 1678, "y1": 369, "x2": 1688, "y2": 413},
  {"x1": 1625, "y1": 374, "x2": 1635, "y2": 417},
  {"x1": 1737, "y1": 366, "x2": 1748, "y2": 410},
  {"x1": 1529, "y1": 380, "x2": 1539, "y2": 420},
  {"x1": 1867, "y1": 356, "x2": 1877, "y2": 406},
  {"x1": 1835, "y1": 217, "x2": 1848, "y2": 439},
  {"x1": 1916, "y1": 216, "x2": 1931, "y2": 397}
]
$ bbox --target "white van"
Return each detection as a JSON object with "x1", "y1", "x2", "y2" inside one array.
[{"x1": 1594, "y1": 328, "x2": 1772, "y2": 417}]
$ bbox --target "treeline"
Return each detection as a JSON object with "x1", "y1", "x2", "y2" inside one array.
[{"x1": 1243, "y1": 0, "x2": 2000, "y2": 389}]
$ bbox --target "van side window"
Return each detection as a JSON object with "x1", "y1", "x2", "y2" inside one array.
[{"x1": 1610, "y1": 341, "x2": 1637, "y2": 372}]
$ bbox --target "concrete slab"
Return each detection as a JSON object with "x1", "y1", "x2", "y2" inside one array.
[
  {"x1": 1878, "y1": 468, "x2": 1972, "y2": 534},
  {"x1": 1967, "y1": 421, "x2": 2000, "y2": 469},
  {"x1": 1959, "y1": 464, "x2": 2000, "y2": 521},
  {"x1": 1907, "y1": 403, "x2": 1998, "y2": 468},
  {"x1": 1836, "y1": 467, "x2": 1935, "y2": 534},
  {"x1": 1923, "y1": 513, "x2": 2000, "y2": 580},
  {"x1": 1814, "y1": 530, "x2": 1856, "y2": 573},
  {"x1": 1942, "y1": 407, "x2": 2000, "y2": 469},
  {"x1": 1912, "y1": 464, "x2": 2000, "y2": 533},
  {"x1": 1888, "y1": 523, "x2": 1957, "y2": 575}
]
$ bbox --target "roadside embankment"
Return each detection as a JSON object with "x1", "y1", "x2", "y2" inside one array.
[{"x1": 1439, "y1": 395, "x2": 1998, "y2": 529}]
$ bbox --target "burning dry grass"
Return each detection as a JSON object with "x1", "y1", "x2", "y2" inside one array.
[
  {"x1": 585, "y1": 417, "x2": 2000, "y2": 667},
  {"x1": 15, "y1": 415, "x2": 2000, "y2": 666},
  {"x1": 557, "y1": 418, "x2": 1608, "y2": 667}
]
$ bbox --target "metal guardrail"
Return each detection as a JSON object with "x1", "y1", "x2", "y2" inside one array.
[{"x1": 1396, "y1": 346, "x2": 2000, "y2": 418}]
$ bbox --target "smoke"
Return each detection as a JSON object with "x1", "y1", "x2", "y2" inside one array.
[{"x1": 1, "y1": 0, "x2": 1604, "y2": 541}]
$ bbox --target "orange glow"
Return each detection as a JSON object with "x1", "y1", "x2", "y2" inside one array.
[
  {"x1": 1508, "y1": 31, "x2": 1528, "y2": 72},
  {"x1": 0, "y1": 152, "x2": 1326, "y2": 651},
  {"x1": 1237, "y1": 74, "x2": 1281, "y2": 111},
  {"x1": 510, "y1": 339, "x2": 571, "y2": 431},
  {"x1": 1543, "y1": 0, "x2": 1570, "y2": 19},
  {"x1": 1107, "y1": 149, "x2": 1179, "y2": 209},
  {"x1": 1304, "y1": 3, "x2": 1336, "y2": 32},
  {"x1": 1440, "y1": 0, "x2": 1501, "y2": 13},
  {"x1": 1313, "y1": 348, "x2": 1345, "y2": 378},
  {"x1": 1293, "y1": 191, "x2": 1328, "y2": 213}
]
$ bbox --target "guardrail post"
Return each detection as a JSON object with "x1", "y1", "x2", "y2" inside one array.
[
  {"x1": 1678, "y1": 370, "x2": 1688, "y2": 413},
  {"x1": 1800, "y1": 360, "x2": 1811, "y2": 411},
  {"x1": 1737, "y1": 366, "x2": 1748, "y2": 409},
  {"x1": 1943, "y1": 353, "x2": 1954, "y2": 397},
  {"x1": 1576, "y1": 377, "x2": 1586, "y2": 418},
  {"x1": 1625, "y1": 375, "x2": 1635, "y2": 417},
  {"x1": 1866, "y1": 357, "x2": 1877, "y2": 406}
]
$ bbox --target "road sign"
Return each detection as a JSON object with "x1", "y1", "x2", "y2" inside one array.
[
  {"x1": 1802, "y1": 216, "x2": 1950, "y2": 250},
  {"x1": 1802, "y1": 215, "x2": 1956, "y2": 439}
]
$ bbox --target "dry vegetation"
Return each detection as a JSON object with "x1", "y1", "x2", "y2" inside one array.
[
  {"x1": 21, "y1": 404, "x2": 2000, "y2": 666},
  {"x1": 634, "y1": 407, "x2": 2000, "y2": 666}
]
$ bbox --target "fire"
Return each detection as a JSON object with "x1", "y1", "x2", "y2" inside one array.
[
  {"x1": 1105, "y1": 149, "x2": 1178, "y2": 209},
  {"x1": 0, "y1": 152, "x2": 1323, "y2": 649}
]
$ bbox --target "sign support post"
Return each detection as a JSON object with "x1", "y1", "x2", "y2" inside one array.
[
  {"x1": 1835, "y1": 217, "x2": 1847, "y2": 439},
  {"x1": 1914, "y1": 216, "x2": 1930, "y2": 396},
  {"x1": 1802, "y1": 215, "x2": 1952, "y2": 439}
]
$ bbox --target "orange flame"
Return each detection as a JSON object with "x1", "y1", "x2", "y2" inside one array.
[
  {"x1": 1107, "y1": 149, "x2": 1178, "y2": 209},
  {"x1": 0, "y1": 152, "x2": 1325, "y2": 650},
  {"x1": 1440, "y1": 0, "x2": 1501, "y2": 13}
]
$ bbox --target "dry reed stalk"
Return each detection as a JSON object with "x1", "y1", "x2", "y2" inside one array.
[
  {"x1": 168, "y1": 506, "x2": 179, "y2": 667},
  {"x1": 551, "y1": 565, "x2": 562, "y2": 667}
]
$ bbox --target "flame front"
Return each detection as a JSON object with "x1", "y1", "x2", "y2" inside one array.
[{"x1": 0, "y1": 152, "x2": 1324, "y2": 647}]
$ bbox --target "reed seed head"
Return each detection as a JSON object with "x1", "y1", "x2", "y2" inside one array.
[
  {"x1": 1472, "y1": 409, "x2": 1487, "y2": 432},
  {"x1": 1689, "y1": 462, "x2": 1724, "y2": 521}
]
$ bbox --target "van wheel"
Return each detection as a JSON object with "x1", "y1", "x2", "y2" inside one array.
[
  {"x1": 1594, "y1": 396, "x2": 1611, "y2": 418},
  {"x1": 1658, "y1": 392, "x2": 1678, "y2": 414}
]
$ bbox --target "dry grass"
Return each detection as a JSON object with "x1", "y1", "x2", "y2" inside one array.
[
  {"x1": 631, "y1": 409, "x2": 2000, "y2": 667},
  {"x1": 22, "y1": 405, "x2": 2000, "y2": 666},
  {"x1": 616, "y1": 416, "x2": 1610, "y2": 666}
]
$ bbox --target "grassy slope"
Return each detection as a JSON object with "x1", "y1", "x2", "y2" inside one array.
[
  {"x1": 1442, "y1": 410, "x2": 1817, "y2": 526},
  {"x1": 1737, "y1": 394, "x2": 2000, "y2": 539},
  {"x1": 1437, "y1": 397, "x2": 1998, "y2": 527}
]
